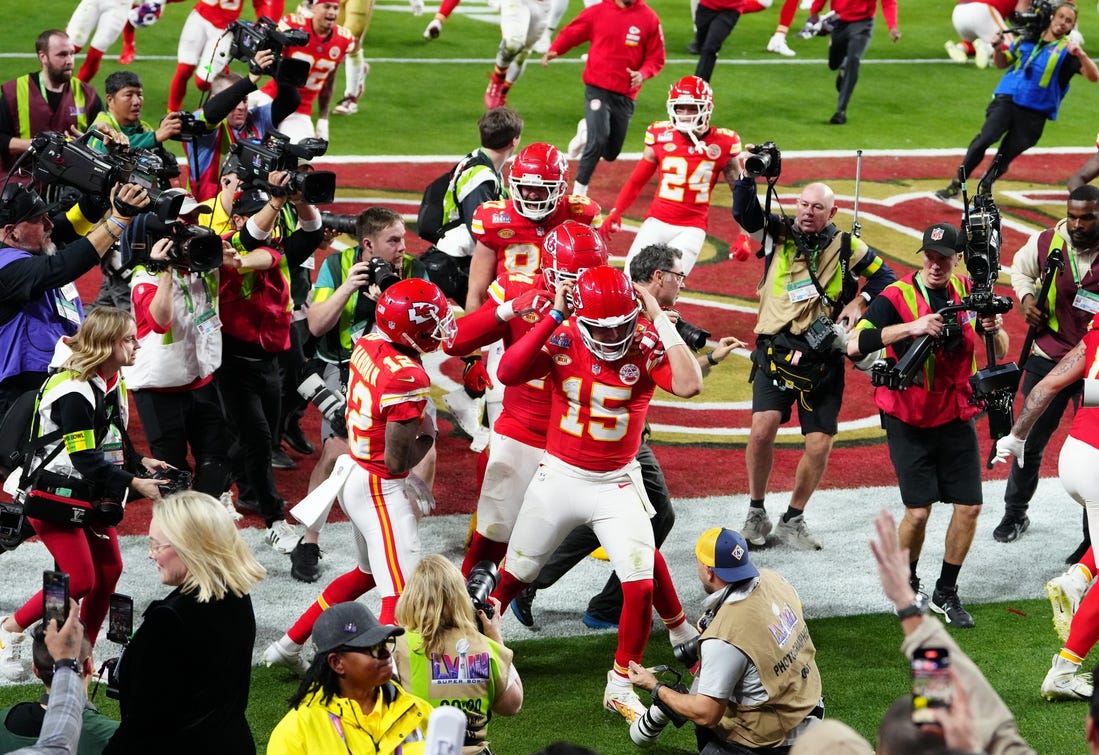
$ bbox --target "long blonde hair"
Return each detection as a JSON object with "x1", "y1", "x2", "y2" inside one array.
[
  {"x1": 395, "y1": 555, "x2": 480, "y2": 657},
  {"x1": 153, "y1": 491, "x2": 266, "y2": 602},
  {"x1": 61, "y1": 306, "x2": 133, "y2": 381}
]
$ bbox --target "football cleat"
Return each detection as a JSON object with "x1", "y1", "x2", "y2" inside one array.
[
  {"x1": 264, "y1": 640, "x2": 310, "y2": 677},
  {"x1": 1042, "y1": 654, "x2": 1093, "y2": 701},
  {"x1": 484, "y1": 74, "x2": 507, "y2": 110},
  {"x1": 333, "y1": 96, "x2": 359, "y2": 116},
  {"x1": 604, "y1": 671, "x2": 646, "y2": 723},
  {"x1": 766, "y1": 32, "x2": 796, "y2": 56},
  {"x1": 0, "y1": 619, "x2": 28, "y2": 682},
  {"x1": 423, "y1": 18, "x2": 443, "y2": 39},
  {"x1": 1046, "y1": 566, "x2": 1091, "y2": 642}
]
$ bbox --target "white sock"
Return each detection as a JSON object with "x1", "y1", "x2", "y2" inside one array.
[
  {"x1": 278, "y1": 636, "x2": 303, "y2": 653},
  {"x1": 573, "y1": 181, "x2": 588, "y2": 197},
  {"x1": 344, "y1": 48, "x2": 365, "y2": 99}
]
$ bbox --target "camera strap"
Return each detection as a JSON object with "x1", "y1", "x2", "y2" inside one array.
[{"x1": 796, "y1": 228, "x2": 852, "y2": 319}]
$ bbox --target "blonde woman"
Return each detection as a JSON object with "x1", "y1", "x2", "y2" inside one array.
[
  {"x1": 103, "y1": 491, "x2": 266, "y2": 754},
  {"x1": 0, "y1": 307, "x2": 168, "y2": 680},
  {"x1": 394, "y1": 555, "x2": 523, "y2": 755}
]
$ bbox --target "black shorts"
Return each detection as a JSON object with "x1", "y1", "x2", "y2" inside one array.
[
  {"x1": 882, "y1": 414, "x2": 983, "y2": 507},
  {"x1": 751, "y1": 356, "x2": 844, "y2": 436}
]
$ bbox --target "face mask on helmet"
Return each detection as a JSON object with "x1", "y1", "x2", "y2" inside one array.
[
  {"x1": 572, "y1": 266, "x2": 640, "y2": 362},
  {"x1": 667, "y1": 76, "x2": 713, "y2": 135},
  {"x1": 376, "y1": 279, "x2": 457, "y2": 354},
  {"x1": 509, "y1": 143, "x2": 568, "y2": 222}
]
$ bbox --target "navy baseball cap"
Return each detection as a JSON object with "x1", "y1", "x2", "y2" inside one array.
[
  {"x1": 313, "y1": 602, "x2": 404, "y2": 655},
  {"x1": 696, "y1": 527, "x2": 759, "y2": 583}
]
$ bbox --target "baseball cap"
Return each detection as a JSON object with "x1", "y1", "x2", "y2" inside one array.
[
  {"x1": 178, "y1": 192, "x2": 212, "y2": 217},
  {"x1": 790, "y1": 720, "x2": 873, "y2": 755},
  {"x1": 313, "y1": 601, "x2": 404, "y2": 655},
  {"x1": 231, "y1": 189, "x2": 270, "y2": 217},
  {"x1": 0, "y1": 183, "x2": 49, "y2": 226},
  {"x1": 695, "y1": 527, "x2": 759, "y2": 584},
  {"x1": 919, "y1": 222, "x2": 961, "y2": 256}
]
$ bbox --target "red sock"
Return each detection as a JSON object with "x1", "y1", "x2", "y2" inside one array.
[
  {"x1": 194, "y1": 74, "x2": 213, "y2": 92},
  {"x1": 438, "y1": 0, "x2": 460, "y2": 18},
  {"x1": 169, "y1": 64, "x2": 196, "y2": 112},
  {"x1": 615, "y1": 579, "x2": 654, "y2": 674},
  {"x1": 379, "y1": 595, "x2": 399, "y2": 625},
  {"x1": 651, "y1": 550, "x2": 685, "y2": 628},
  {"x1": 490, "y1": 568, "x2": 528, "y2": 609},
  {"x1": 1066, "y1": 579, "x2": 1099, "y2": 658},
  {"x1": 287, "y1": 568, "x2": 375, "y2": 644},
  {"x1": 77, "y1": 48, "x2": 104, "y2": 83},
  {"x1": 462, "y1": 533, "x2": 508, "y2": 577},
  {"x1": 122, "y1": 22, "x2": 135, "y2": 51},
  {"x1": 777, "y1": 0, "x2": 799, "y2": 29},
  {"x1": 1080, "y1": 547, "x2": 1095, "y2": 577}
]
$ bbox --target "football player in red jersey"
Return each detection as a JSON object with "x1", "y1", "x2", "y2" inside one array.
[
  {"x1": 465, "y1": 142, "x2": 600, "y2": 312},
  {"x1": 262, "y1": 279, "x2": 456, "y2": 672},
  {"x1": 258, "y1": 0, "x2": 355, "y2": 141},
  {"x1": 168, "y1": 0, "x2": 272, "y2": 111},
  {"x1": 490, "y1": 265, "x2": 703, "y2": 723},
  {"x1": 446, "y1": 221, "x2": 606, "y2": 576},
  {"x1": 603, "y1": 75, "x2": 741, "y2": 277}
]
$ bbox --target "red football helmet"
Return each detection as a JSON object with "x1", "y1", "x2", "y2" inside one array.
[
  {"x1": 508, "y1": 142, "x2": 568, "y2": 222},
  {"x1": 375, "y1": 279, "x2": 456, "y2": 354},
  {"x1": 572, "y1": 266, "x2": 640, "y2": 362},
  {"x1": 541, "y1": 220, "x2": 609, "y2": 294},
  {"x1": 666, "y1": 75, "x2": 713, "y2": 135}
]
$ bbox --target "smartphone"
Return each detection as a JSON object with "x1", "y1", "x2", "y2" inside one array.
[
  {"x1": 42, "y1": 570, "x2": 69, "y2": 627},
  {"x1": 106, "y1": 593, "x2": 134, "y2": 645},
  {"x1": 911, "y1": 646, "x2": 952, "y2": 726}
]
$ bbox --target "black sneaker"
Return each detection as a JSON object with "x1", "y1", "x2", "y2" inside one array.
[
  {"x1": 935, "y1": 181, "x2": 961, "y2": 201},
  {"x1": 510, "y1": 586, "x2": 537, "y2": 628},
  {"x1": 909, "y1": 575, "x2": 925, "y2": 598},
  {"x1": 829, "y1": 111, "x2": 846, "y2": 125},
  {"x1": 992, "y1": 513, "x2": 1030, "y2": 543},
  {"x1": 271, "y1": 447, "x2": 297, "y2": 470},
  {"x1": 290, "y1": 539, "x2": 321, "y2": 583},
  {"x1": 282, "y1": 423, "x2": 315, "y2": 456},
  {"x1": 930, "y1": 586, "x2": 975, "y2": 628}
]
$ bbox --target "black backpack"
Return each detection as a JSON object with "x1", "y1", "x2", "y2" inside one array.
[
  {"x1": 0, "y1": 387, "x2": 60, "y2": 479},
  {"x1": 416, "y1": 166, "x2": 461, "y2": 244}
]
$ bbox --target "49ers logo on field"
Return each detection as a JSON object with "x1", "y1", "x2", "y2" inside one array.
[{"x1": 408, "y1": 301, "x2": 439, "y2": 325}]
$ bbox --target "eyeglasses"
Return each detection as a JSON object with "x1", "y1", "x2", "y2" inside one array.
[
  {"x1": 660, "y1": 269, "x2": 686, "y2": 284},
  {"x1": 341, "y1": 637, "x2": 396, "y2": 659},
  {"x1": 147, "y1": 538, "x2": 172, "y2": 556}
]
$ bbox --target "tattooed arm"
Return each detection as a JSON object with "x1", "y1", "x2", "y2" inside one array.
[{"x1": 1012, "y1": 340, "x2": 1087, "y2": 439}]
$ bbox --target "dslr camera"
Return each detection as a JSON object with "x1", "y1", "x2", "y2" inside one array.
[
  {"x1": 362, "y1": 256, "x2": 401, "y2": 293},
  {"x1": 745, "y1": 141, "x2": 782, "y2": 179},
  {"x1": 297, "y1": 372, "x2": 348, "y2": 438},
  {"x1": 227, "y1": 16, "x2": 311, "y2": 86},
  {"x1": 629, "y1": 665, "x2": 691, "y2": 745},
  {"x1": 675, "y1": 317, "x2": 710, "y2": 352},
  {"x1": 230, "y1": 130, "x2": 337, "y2": 204},
  {"x1": 466, "y1": 560, "x2": 499, "y2": 620},
  {"x1": 803, "y1": 315, "x2": 848, "y2": 356},
  {"x1": 170, "y1": 111, "x2": 209, "y2": 143},
  {"x1": 121, "y1": 213, "x2": 224, "y2": 274},
  {"x1": 321, "y1": 211, "x2": 359, "y2": 236}
]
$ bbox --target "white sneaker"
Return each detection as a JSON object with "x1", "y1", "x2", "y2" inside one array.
[
  {"x1": 423, "y1": 18, "x2": 443, "y2": 40},
  {"x1": 266, "y1": 519, "x2": 300, "y2": 554},
  {"x1": 603, "y1": 670, "x2": 646, "y2": 723},
  {"x1": 264, "y1": 640, "x2": 310, "y2": 677},
  {"x1": 1046, "y1": 566, "x2": 1091, "y2": 643},
  {"x1": 774, "y1": 513, "x2": 822, "y2": 551},
  {"x1": 333, "y1": 96, "x2": 358, "y2": 116},
  {"x1": 408, "y1": 0, "x2": 424, "y2": 15},
  {"x1": 314, "y1": 118, "x2": 329, "y2": 141},
  {"x1": 668, "y1": 620, "x2": 699, "y2": 648},
  {"x1": 741, "y1": 507, "x2": 773, "y2": 547},
  {"x1": 220, "y1": 491, "x2": 243, "y2": 522},
  {"x1": 442, "y1": 388, "x2": 486, "y2": 440},
  {"x1": 0, "y1": 619, "x2": 28, "y2": 682},
  {"x1": 1041, "y1": 654, "x2": 1094, "y2": 701},
  {"x1": 766, "y1": 32, "x2": 796, "y2": 57},
  {"x1": 973, "y1": 38, "x2": 994, "y2": 69},
  {"x1": 567, "y1": 118, "x2": 587, "y2": 160},
  {"x1": 944, "y1": 40, "x2": 968, "y2": 63},
  {"x1": 533, "y1": 28, "x2": 552, "y2": 55}
]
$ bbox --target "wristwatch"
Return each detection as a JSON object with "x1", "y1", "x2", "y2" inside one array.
[
  {"x1": 53, "y1": 658, "x2": 81, "y2": 675},
  {"x1": 896, "y1": 593, "x2": 929, "y2": 620}
]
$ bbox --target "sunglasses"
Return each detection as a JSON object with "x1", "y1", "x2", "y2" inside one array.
[{"x1": 339, "y1": 636, "x2": 396, "y2": 659}]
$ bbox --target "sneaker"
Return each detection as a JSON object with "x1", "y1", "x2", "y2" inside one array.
[
  {"x1": 1046, "y1": 566, "x2": 1091, "y2": 642},
  {"x1": 974, "y1": 38, "x2": 994, "y2": 69},
  {"x1": 119, "y1": 46, "x2": 135, "y2": 65},
  {"x1": 935, "y1": 181, "x2": 961, "y2": 201},
  {"x1": 909, "y1": 574, "x2": 925, "y2": 597},
  {"x1": 266, "y1": 519, "x2": 300, "y2": 555},
  {"x1": 567, "y1": 118, "x2": 587, "y2": 160},
  {"x1": 742, "y1": 508, "x2": 773, "y2": 547},
  {"x1": 332, "y1": 96, "x2": 358, "y2": 116},
  {"x1": 423, "y1": 18, "x2": 442, "y2": 39},
  {"x1": 766, "y1": 32, "x2": 796, "y2": 57},
  {"x1": 944, "y1": 40, "x2": 968, "y2": 63},
  {"x1": 290, "y1": 539, "x2": 322, "y2": 583},
  {"x1": 272, "y1": 447, "x2": 297, "y2": 470},
  {"x1": 442, "y1": 388, "x2": 486, "y2": 440},
  {"x1": 582, "y1": 611, "x2": 618, "y2": 630},
  {"x1": 930, "y1": 586, "x2": 975, "y2": 628},
  {"x1": 408, "y1": 0, "x2": 424, "y2": 15},
  {"x1": 603, "y1": 671, "x2": 646, "y2": 723},
  {"x1": 264, "y1": 641, "x2": 310, "y2": 677},
  {"x1": 484, "y1": 74, "x2": 507, "y2": 109},
  {"x1": 510, "y1": 586, "x2": 537, "y2": 627},
  {"x1": 829, "y1": 111, "x2": 846, "y2": 125},
  {"x1": 1041, "y1": 654, "x2": 1094, "y2": 701},
  {"x1": 0, "y1": 619, "x2": 27, "y2": 681},
  {"x1": 993, "y1": 512, "x2": 1030, "y2": 543},
  {"x1": 235, "y1": 497, "x2": 262, "y2": 516},
  {"x1": 282, "y1": 423, "x2": 315, "y2": 455},
  {"x1": 219, "y1": 491, "x2": 243, "y2": 522},
  {"x1": 775, "y1": 514, "x2": 822, "y2": 551}
]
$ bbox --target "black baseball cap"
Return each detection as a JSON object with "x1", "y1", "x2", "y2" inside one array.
[
  {"x1": 919, "y1": 222, "x2": 962, "y2": 256},
  {"x1": 0, "y1": 183, "x2": 49, "y2": 226},
  {"x1": 312, "y1": 602, "x2": 404, "y2": 655},
  {"x1": 231, "y1": 189, "x2": 270, "y2": 217}
]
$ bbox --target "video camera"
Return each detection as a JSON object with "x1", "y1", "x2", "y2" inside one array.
[
  {"x1": 1007, "y1": 0, "x2": 1053, "y2": 40},
  {"x1": 745, "y1": 141, "x2": 782, "y2": 180},
  {"x1": 227, "y1": 16, "x2": 311, "y2": 86},
  {"x1": 121, "y1": 213, "x2": 223, "y2": 273},
  {"x1": 24, "y1": 131, "x2": 184, "y2": 220},
  {"x1": 230, "y1": 130, "x2": 336, "y2": 204}
]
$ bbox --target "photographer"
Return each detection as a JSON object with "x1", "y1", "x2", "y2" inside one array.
[
  {"x1": 936, "y1": 0, "x2": 1098, "y2": 199},
  {"x1": 88, "y1": 72, "x2": 183, "y2": 154},
  {"x1": 732, "y1": 176, "x2": 895, "y2": 551},
  {"x1": 848, "y1": 223, "x2": 1008, "y2": 629},
  {"x1": 0, "y1": 182, "x2": 150, "y2": 417},
  {"x1": 627, "y1": 527, "x2": 822, "y2": 753},
  {"x1": 393, "y1": 555, "x2": 522, "y2": 755}
]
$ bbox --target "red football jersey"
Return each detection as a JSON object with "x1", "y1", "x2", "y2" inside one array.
[
  {"x1": 195, "y1": 0, "x2": 256, "y2": 30},
  {"x1": 540, "y1": 318, "x2": 672, "y2": 472},
  {"x1": 260, "y1": 14, "x2": 354, "y2": 114},
  {"x1": 346, "y1": 333, "x2": 430, "y2": 479},
  {"x1": 643, "y1": 122, "x2": 740, "y2": 229},
  {"x1": 471, "y1": 195, "x2": 601, "y2": 280},
  {"x1": 1070, "y1": 313, "x2": 1099, "y2": 448},
  {"x1": 958, "y1": 0, "x2": 1016, "y2": 16}
]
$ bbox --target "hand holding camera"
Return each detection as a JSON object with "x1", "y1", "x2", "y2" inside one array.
[{"x1": 112, "y1": 182, "x2": 151, "y2": 218}]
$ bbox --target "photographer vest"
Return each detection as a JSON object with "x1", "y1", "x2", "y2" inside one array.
[
  {"x1": 218, "y1": 242, "x2": 292, "y2": 356},
  {"x1": 873, "y1": 273, "x2": 981, "y2": 428},
  {"x1": 0, "y1": 74, "x2": 92, "y2": 177},
  {"x1": 35, "y1": 369, "x2": 128, "y2": 483},
  {"x1": 1001, "y1": 37, "x2": 1073, "y2": 120},
  {"x1": 702, "y1": 569, "x2": 820, "y2": 749},
  {"x1": 1033, "y1": 223, "x2": 1099, "y2": 362}
]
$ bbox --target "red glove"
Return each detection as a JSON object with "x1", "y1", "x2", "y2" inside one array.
[
  {"x1": 601, "y1": 208, "x2": 622, "y2": 241},
  {"x1": 510, "y1": 288, "x2": 553, "y2": 320},
  {"x1": 462, "y1": 356, "x2": 494, "y2": 394},
  {"x1": 731, "y1": 233, "x2": 753, "y2": 262}
]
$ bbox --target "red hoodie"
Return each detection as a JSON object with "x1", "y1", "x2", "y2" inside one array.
[{"x1": 809, "y1": 0, "x2": 898, "y2": 29}]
